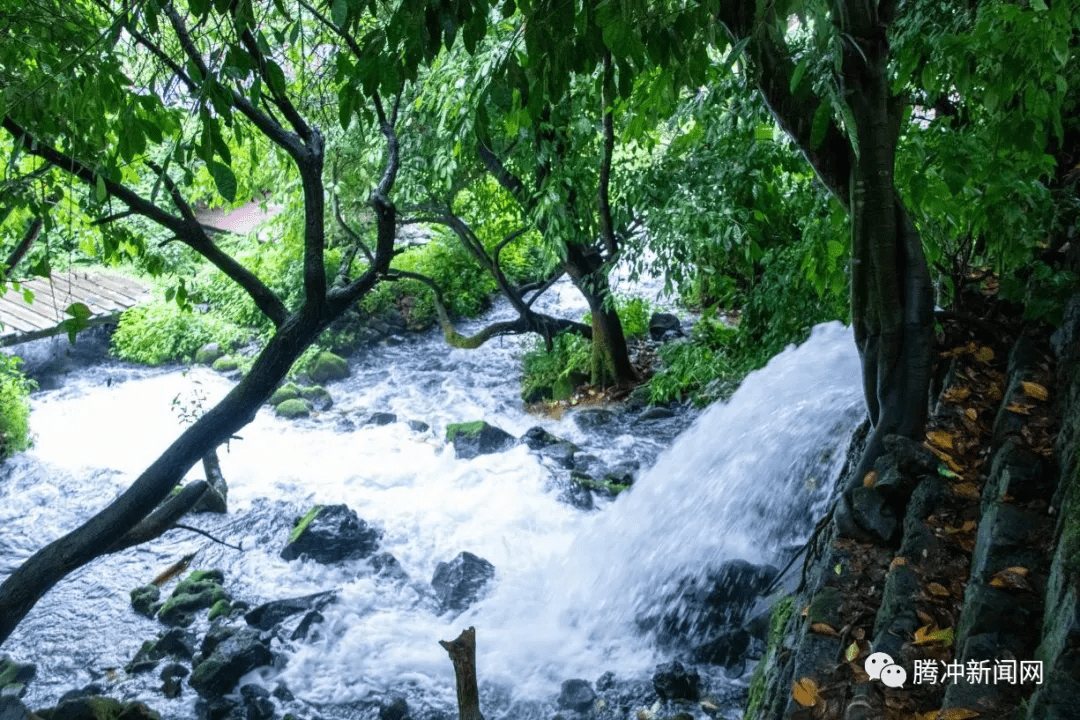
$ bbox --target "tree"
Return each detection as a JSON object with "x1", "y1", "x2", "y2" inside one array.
[{"x1": 0, "y1": 0, "x2": 408, "y2": 647}]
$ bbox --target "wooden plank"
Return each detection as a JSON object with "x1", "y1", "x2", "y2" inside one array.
[
  {"x1": 0, "y1": 313, "x2": 123, "y2": 348},
  {"x1": 0, "y1": 293, "x2": 65, "y2": 327}
]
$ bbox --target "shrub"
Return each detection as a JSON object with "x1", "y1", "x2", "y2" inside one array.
[
  {"x1": 617, "y1": 296, "x2": 653, "y2": 339},
  {"x1": 0, "y1": 354, "x2": 33, "y2": 458},
  {"x1": 520, "y1": 332, "x2": 592, "y2": 401},
  {"x1": 112, "y1": 300, "x2": 244, "y2": 366}
]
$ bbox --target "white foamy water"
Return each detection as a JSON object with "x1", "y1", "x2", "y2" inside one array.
[{"x1": 0, "y1": 312, "x2": 864, "y2": 719}]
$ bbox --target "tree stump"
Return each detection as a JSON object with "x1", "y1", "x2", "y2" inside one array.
[{"x1": 439, "y1": 626, "x2": 484, "y2": 720}]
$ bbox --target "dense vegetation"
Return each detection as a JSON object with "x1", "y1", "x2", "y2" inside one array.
[{"x1": 0, "y1": 0, "x2": 1077, "y2": 654}]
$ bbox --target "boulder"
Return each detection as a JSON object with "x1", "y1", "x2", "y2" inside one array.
[
  {"x1": 0, "y1": 657, "x2": 35, "y2": 699},
  {"x1": 298, "y1": 385, "x2": 333, "y2": 411},
  {"x1": 200, "y1": 623, "x2": 237, "y2": 658},
  {"x1": 635, "y1": 406, "x2": 675, "y2": 422},
  {"x1": 431, "y1": 552, "x2": 495, "y2": 615},
  {"x1": 41, "y1": 697, "x2": 160, "y2": 720},
  {"x1": 649, "y1": 313, "x2": 682, "y2": 341},
  {"x1": 160, "y1": 664, "x2": 188, "y2": 699},
  {"x1": 369, "y1": 553, "x2": 409, "y2": 583},
  {"x1": 130, "y1": 585, "x2": 160, "y2": 619},
  {"x1": 190, "y1": 628, "x2": 272, "y2": 698},
  {"x1": 211, "y1": 356, "x2": 239, "y2": 373},
  {"x1": 557, "y1": 679, "x2": 596, "y2": 712},
  {"x1": 268, "y1": 383, "x2": 300, "y2": 406},
  {"x1": 244, "y1": 591, "x2": 336, "y2": 631},
  {"x1": 0, "y1": 697, "x2": 33, "y2": 720},
  {"x1": 195, "y1": 343, "x2": 225, "y2": 365},
  {"x1": 307, "y1": 352, "x2": 350, "y2": 384},
  {"x1": 521, "y1": 426, "x2": 560, "y2": 450},
  {"x1": 281, "y1": 504, "x2": 382, "y2": 563},
  {"x1": 239, "y1": 685, "x2": 274, "y2": 720},
  {"x1": 652, "y1": 661, "x2": 702, "y2": 701},
  {"x1": 274, "y1": 399, "x2": 311, "y2": 419},
  {"x1": 125, "y1": 628, "x2": 197, "y2": 674},
  {"x1": 365, "y1": 412, "x2": 397, "y2": 426},
  {"x1": 572, "y1": 409, "x2": 615, "y2": 430},
  {"x1": 158, "y1": 571, "x2": 230, "y2": 628},
  {"x1": 445, "y1": 421, "x2": 515, "y2": 459},
  {"x1": 379, "y1": 697, "x2": 409, "y2": 720},
  {"x1": 407, "y1": 420, "x2": 430, "y2": 433}
]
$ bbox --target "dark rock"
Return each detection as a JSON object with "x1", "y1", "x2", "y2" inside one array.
[
  {"x1": 281, "y1": 504, "x2": 382, "y2": 564},
  {"x1": 572, "y1": 409, "x2": 615, "y2": 430},
  {"x1": 848, "y1": 486, "x2": 899, "y2": 544},
  {"x1": 541, "y1": 442, "x2": 578, "y2": 469},
  {"x1": 272, "y1": 686, "x2": 294, "y2": 703},
  {"x1": 369, "y1": 553, "x2": 408, "y2": 583},
  {"x1": 240, "y1": 685, "x2": 274, "y2": 720},
  {"x1": 558, "y1": 483, "x2": 594, "y2": 511},
  {"x1": 649, "y1": 313, "x2": 682, "y2": 341},
  {"x1": 969, "y1": 502, "x2": 1048, "y2": 583},
  {"x1": 190, "y1": 628, "x2": 272, "y2": 698},
  {"x1": 521, "y1": 426, "x2": 560, "y2": 450},
  {"x1": 595, "y1": 671, "x2": 616, "y2": 692},
  {"x1": 201, "y1": 623, "x2": 238, "y2": 657},
  {"x1": 366, "y1": 412, "x2": 397, "y2": 426},
  {"x1": 298, "y1": 385, "x2": 333, "y2": 412},
  {"x1": 407, "y1": 420, "x2": 430, "y2": 433},
  {"x1": 690, "y1": 627, "x2": 751, "y2": 668},
  {"x1": 572, "y1": 454, "x2": 609, "y2": 478},
  {"x1": 195, "y1": 697, "x2": 240, "y2": 720},
  {"x1": 872, "y1": 565, "x2": 920, "y2": 659},
  {"x1": 652, "y1": 661, "x2": 701, "y2": 701},
  {"x1": 379, "y1": 697, "x2": 409, "y2": 720},
  {"x1": 635, "y1": 406, "x2": 675, "y2": 422},
  {"x1": 45, "y1": 696, "x2": 124, "y2": 720},
  {"x1": 157, "y1": 628, "x2": 197, "y2": 660},
  {"x1": 0, "y1": 657, "x2": 35, "y2": 699},
  {"x1": 307, "y1": 352, "x2": 350, "y2": 384},
  {"x1": 290, "y1": 611, "x2": 324, "y2": 642},
  {"x1": 445, "y1": 421, "x2": 516, "y2": 459},
  {"x1": 335, "y1": 418, "x2": 356, "y2": 433},
  {"x1": 55, "y1": 686, "x2": 104, "y2": 706},
  {"x1": 557, "y1": 679, "x2": 596, "y2": 712},
  {"x1": 160, "y1": 664, "x2": 189, "y2": 699},
  {"x1": 0, "y1": 697, "x2": 33, "y2": 720},
  {"x1": 130, "y1": 585, "x2": 161, "y2": 619},
  {"x1": 431, "y1": 552, "x2": 495, "y2": 615},
  {"x1": 158, "y1": 571, "x2": 230, "y2": 627},
  {"x1": 983, "y1": 440, "x2": 1052, "y2": 512},
  {"x1": 245, "y1": 592, "x2": 336, "y2": 631}
]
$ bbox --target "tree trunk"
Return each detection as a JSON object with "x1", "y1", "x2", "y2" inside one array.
[
  {"x1": 439, "y1": 627, "x2": 484, "y2": 720},
  {"x1": 564, "y1": 243, "x2": 638, "y2": 388},
  {"x1": 841, "y1": 0, "x2": 934, "y2": 486}
]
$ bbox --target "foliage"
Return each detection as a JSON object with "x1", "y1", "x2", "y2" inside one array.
[
  {"x1": 0, "y1": 354, "x2": 33, "y2": 458},
  {"x1": 520, "y1": 332, "x2": 592, "y2": 401},
  {"x1": 648, "y1": 319, "x2": 742, "y2": 407},
  {"x1": 617, "y1": 296, "x2": 653, "y2": 339},
  {"x1": 111, "y1": 300, "x2": 243, "y2": 366}
]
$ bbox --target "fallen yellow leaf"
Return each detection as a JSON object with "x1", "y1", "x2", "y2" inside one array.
[
  {"x1": 952, "y1": 482, "x2": 981, "y2": 500},
  {"x1": 943, "y1": 385, "x2": 972, "y2": 402},
  {"x1": 928, "y1": 582, "x2": 950, "y2": 596},
  {"x1": 989, "y1": 566, "x2": 1032, "y2": 590},
  {"x1": 809, "y1": 622, "x2": 840, "y2": 637},
  {"x1": 1021, "y1": 381, "x2": 1049, "y2": 401},
  {"x1": 792, "y1": 677, "x2": 818, "y2": 707},
  {"x1": 863, "y1": 470, "x2": 878, "y2": 487},
  {"x1": 913, "y1": 625, "x2": 955, "y2": 647},
  {"x1": 927, "y1": 430, "x2": 955, "y2": 450},
  {"x1": 1005, "y1": 404, "x2": 1032, "y2": 415},
  {"x1": 889, "y1": 556, "x2": 907, "y2": 572},
  {"x1": 928, "y1": 710, "x2": 980, "y2": 720},
  {"x1": 965, "y1": 407, "x2": 978, "y2": 420},
  {"x1": 974, "y1": 346, "x2": 995, "y2": 363}
]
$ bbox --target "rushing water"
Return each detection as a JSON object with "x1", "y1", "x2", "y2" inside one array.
[{"x1": 0, "y1": 292, "x2": 865, "y2": 719}]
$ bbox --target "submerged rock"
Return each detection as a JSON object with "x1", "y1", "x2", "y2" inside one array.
[
  {"x1": 366, "y1": 412, "x2": 397, "y2": 426},
  {"x1": 274, "y1": 398, "x2": 312, "y2": 419},
  {"x1": 572, "y1": 408, "x2": 615, "y2": 429},
  {"x1": 244, "y1": 591, "x2": 336, "y2": 630},
  {"x1": 431, "y1": 552, "x2": 495, "y2": 615},
  {"x1": 652, "y1": 661, "x2": 702, "y2": 701},
  {"x1": 190, "y1": 628, "x2": 272, "y2": 698},
  {"x1": 158, "y1": 571, "x2": 230, "y2": 628},
  {"x1": 280, "y1": 504, "x2": 382, "y2": 563},
  {"x1": 298, "y1": 385, "x2": 333, "y2": 411},
  {"x1": 130, "y1": 585, "x2": 160, "y2": 619},
  {"x1": 0, "y1": 656, "x2": 35, "y2": 699},
  {"x1": 445, "y1": 421, "x2": 515, "y2": 459},
  {"x1": 557, "y1": 679, "x2": 596, "y2": 712}
]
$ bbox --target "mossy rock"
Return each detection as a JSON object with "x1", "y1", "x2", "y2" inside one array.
[
  {"x1": 308, "y1": 351, "x2": 350, "y2": 384},
  {"x1": 0, "y1": 656, "x2": 35, "y2": 699},
  {"x1": 157, "y1": 570, "x2": 230, "y2": 627},
  {"x1": 130, "y1": 584, "x2": 161, "y2": 618},
  {"x1": 212, "y1": 355, "x2": 239, "y2": 372},
  {"x1": 298, "y1": 385, "x2": 333, "y2": 411},
  {"x1": 289, "y1": 505, "x2": 324, "y2": 545},
  {"x1": 445, "y1": 420, "x2": 516, "y2": 460},
  {"x1": 208, "y1": 599, "x2": 232, "y2": 621},
  {"x1": 195, "y1": 343, "x2": 225, "y2": 365},
  {"x1": 275, "y1": 398, "x2": 312, "y2": 419},
  {"x1": 268, "y1": 382, "x2": 301, "y2": 406}
]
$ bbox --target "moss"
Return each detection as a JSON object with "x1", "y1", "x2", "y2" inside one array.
[
  {"x1": 212, "y1": 355, "x2": 239, "y2": 372},
  {"x1": 275, "y1": 398, "x2": 311, "y2": 418},
  {"x1": 307, "y1": 351, "x2": 349, "y2": 383},
  {"x1": 572, "y1": 475, "x2": 631, "y2": 496},
  {"x1": 745, "y1": 595, "x2": 794, "y2": 720},
  {"x1": 1060, "y1": 463, "x2": 1080, "y2": 576},
  {"x1": 208, "y1": 599, "x2": 232, "y2": 621},
  {"x1": 289, "y1": 505, "x2": 323, "y2": 544},
  {"x1": 157, "y1": 570, "x2": 228, "y2": 626},
  {"x1": 269, "y1": 382, "x2": 300, "y2": 406},
  {"x1": 445, "y1": 421, "x2": 486, "y2": 442}
]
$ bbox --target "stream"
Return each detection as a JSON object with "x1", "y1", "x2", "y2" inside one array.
[{"x1": 0, "y1": 285, "x2": 866, "y2": 720}]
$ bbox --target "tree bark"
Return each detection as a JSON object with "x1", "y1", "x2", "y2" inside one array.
[{"x1": 439, "y1": 627, "x2": 484, "y2": 720}]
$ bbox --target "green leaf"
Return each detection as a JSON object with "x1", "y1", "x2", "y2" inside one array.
[
  {"x1": 95, "y1": 174, "x2": 107, "y2": 202},
  {"x1": 790, "y1": 58, "x2": 808, "y2": 94},
  {"x1": 208, "y1": 161, "x2": 237, "y2": 202},
  {"x1": 21, "y1": 288, "x2": 34, "y2": 304},
  {"x1": 810, "y1": 101, "x2": 831, "y2": 149},
  {"x1": 189, "y1": 0, "x2": 210, "y2": 17},
  {"x1": 63, "y1": 302, "x2": 92, "y2": 344},
  {"x1": 265, "y1": 59, "x2": 287, "y2": 96},
  {"x1": 331, "y1": 0, "x2": 348, "y2": 26},
  {"x1": 827, "y1": 240, "x2": 844, "y2": 261}
]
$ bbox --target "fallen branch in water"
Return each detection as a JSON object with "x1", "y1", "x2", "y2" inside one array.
[{"x1": 439, "y1": 626, "x2": 484, "y2": 720}]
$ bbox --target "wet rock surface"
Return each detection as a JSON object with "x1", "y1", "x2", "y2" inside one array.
[
  {"x1": 445, "y1": 421, "x2": 516, "y2": 459},
  {"x1": 430, "y1": 552, "x2": 495, "y2": 615},
  {"x1": 280, "y1": 504, "x2": 382, "y2": 563}
]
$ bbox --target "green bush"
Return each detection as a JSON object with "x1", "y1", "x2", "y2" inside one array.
[
  {"x1": 520, "y1": 332, "x2": 592, "y2": 401},
  {"x1": 648, "y1": 319, "x2": 744, "y2": 407},
  {"x1": 112, "y1": 300, "x2": 244, "y2": 366},
  {"x1": 0, "y1": 354, "x2": 33, "y2": 458},
  {"x1": 617, "y1": 296, "x2": 652, "y2": 339}
]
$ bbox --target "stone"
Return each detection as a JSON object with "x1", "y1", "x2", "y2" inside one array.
[
  {"x1": 211, "y1": 356, "x2": 239, "y2": 373},
  {"x1": 431, "y1": 552, "x2": 495, "y2": 615},
  {"x1": 649, "y1": 313, "x2": 682, "y2": 341},
  {"x1": 365, "y1": 412, "x2": 397, "y2": 426},
  {"x1": 201, "y1": 623, "x2": 238, "y2": 657},
  {"x1": 540, "y1": 442, "x2": 578, "y2": 469},
  {"x1": 521, "y1": 426, "x2": 561, "y2": 450},
  {"x1": 45, "y1": 696, "x2": 160, "y2": 720},
  {"x1": 190, "y1": 628, "x2": 272, "y2": 698},
  {"x1": 369, "y1": 553, "x2": 408, "y2": 583},
  {"x1": 652, "y1": 661, "x2": 701, "y2": 701},
  {"x1": 0, "y1": 658, "x2": 34, "y2": 699},
  {"x1": 557, "y1": 679, "x2": 596, "y2": 712},
  {"x1": 195, "y1": 697, "x2": 240, "y2": 720},
  {"x1": 690, "y1": 627, "x2": 751, "y2": 668},
  {"x1": 558, "y1": 483, "x2": 594, "y2": 511},
  {"x1": 444, "y1": 421, "x2": 515, "y2": 460},
  {"x1": 290, "y1": 611, "x2": 324, "y2": 642},
  {"x1": 848, "y1": 486, "x2": 899, "y2": 544},
  {"x1": 635, "y1": 406, "x2": 675, "y2": 422},
  {"x1": 160, "y1": 664, "x2": 189, "y2": 700},
  {"x1": 244, "y1": 592, "x2": 336, "y2": 631},
  {"x1": 281, "y1": 504, "x2": 382, "y2": 563},
  {"x1": 269, "y1": 383, "x2": 300, "y2": 406},
  {"x1": 307, "y1": 352, "x2": 350, "y2": 384},
  {"x1": 379, "y1": 697, "x2": 409, "y2": 720},
  {"x1": 126, "y1": 628, "x2": 198, "y2": 674},
  {"x1": 130, "y1": 585, "x2": 161, "y2": 619},
  {"x1": 274, "y1": 399, "x2": 312, "y2": 419},
  {"x1": 407, "y1": 420, "x2": 429, "y2": 433},
  {"x1": 239, "y1": 685, "x2": 274, "y2": 720},
  {"x1": 572, "y1": 409, "x2": 615, "y2": 430},
  {"x1": 196, "y1": 343, "x2": 225, "y2": 365},
  {"x1": 158, "y1": 571, "x2": 230, "y2": 628},
  {"x1": 969, "y1": 502, "x2": 1048, "y2": 583},
  {"x1": 0, "y1": 697, "x2": 33, "y2": 720},
  {"x1": 298, "y1": 385, "x2": 333, "y2": 412}
]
